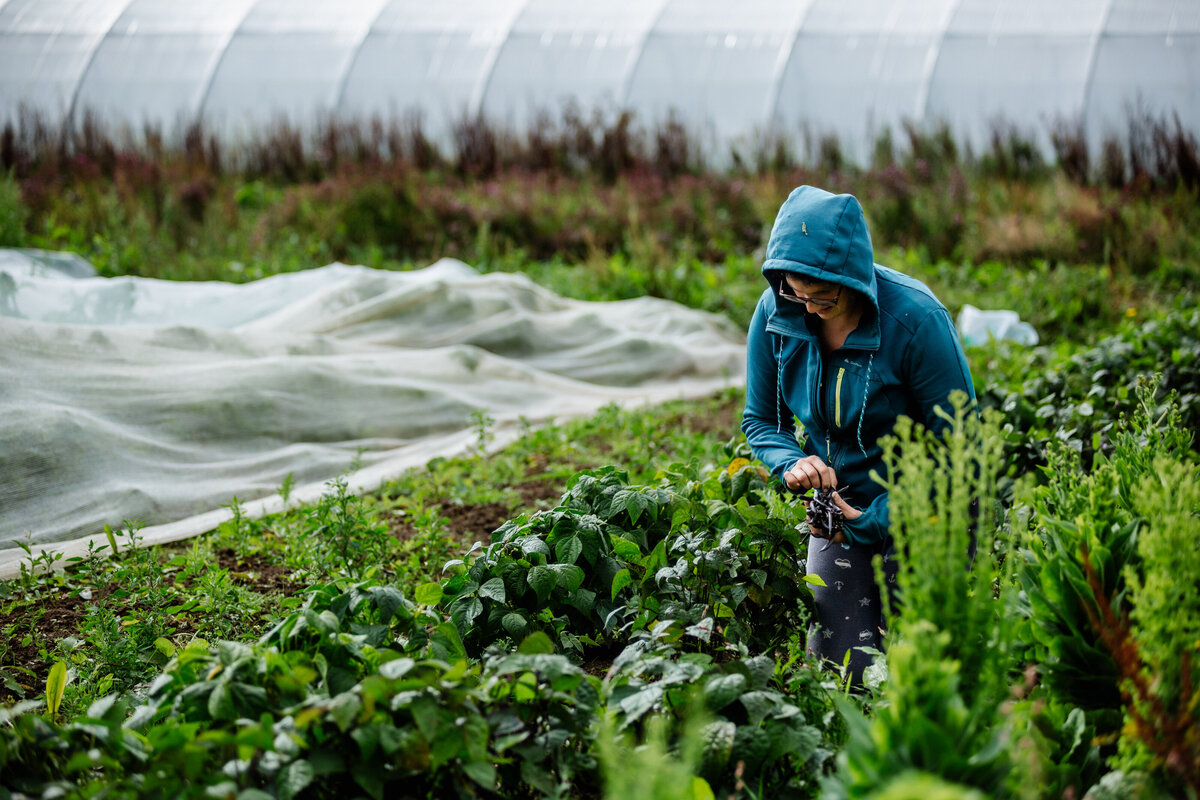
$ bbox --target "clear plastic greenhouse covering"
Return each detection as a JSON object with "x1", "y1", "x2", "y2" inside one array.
[
  {"x1": 0, "y1": 250, "x2": 745, "y2": 577},
  {"x1": 1, "y1": 0, "x2": 1197, "y2": 160}
]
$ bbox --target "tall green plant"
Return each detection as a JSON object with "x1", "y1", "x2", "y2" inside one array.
[
  {"x1": 1098, "y1": 452, "x2": 1200, "y2": 795},
  {"x1": 825, "y1": 393, "x2": 1022, "y2": 797}
]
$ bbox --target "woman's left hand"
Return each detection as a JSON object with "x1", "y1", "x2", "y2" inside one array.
[{"x1": 807, "y1": 490, "x2": 862, "y2": 545}]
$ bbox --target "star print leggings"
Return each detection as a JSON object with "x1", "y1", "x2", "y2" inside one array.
[{"x1": 804, "y1": 536, "x2": 900, "y2": 686}]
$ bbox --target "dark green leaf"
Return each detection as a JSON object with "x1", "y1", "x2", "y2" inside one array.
[
  {"x1": 555, "y1": 535, "x2": 583, "y2": 565},
  {"x1": 479, "y1": 577, "x2": 507, "y2": 603},
  {"x1": 527, "y1": 565, "x2": 556, "y2": 602},
  {"x1": 278, "y1": 760, "x2": 315, "y2": 800},
  {"x1": 502, "y1": 613, "x2": 528, "y2": 637}
]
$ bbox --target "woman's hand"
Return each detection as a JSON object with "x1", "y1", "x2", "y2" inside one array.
[{"x1": 783, "y1": 455, "x2": 838, "y2": 492}]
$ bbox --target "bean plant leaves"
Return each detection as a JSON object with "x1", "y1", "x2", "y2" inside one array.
[
  {"x1": 527, "y1": 565, "x2": 556, "y2": 602},
  {"x1": 329, "y1": 692, "x2": 361, "y2": 733},
  {"x1": 369, "y1": 586, "x2": 408, "y2": 624},
  {"x1": 463, "y1": 760, "x2": 497, "y2": 790},
  {"x1": 610, "y1": 568, "x2": 633, "y2": 601},
  {"x1": 519, "y1": 631, "x2": 555, "y2": 654},
  {"x1": 502, "y1": 612, "x2": 528, "y2": 637},
  {"x1": 479, "y1": 577, "x2": 507, "y2": 603},
  {"x1": 278, "y1": 759, "x2": 315, "y2": 800},
  {"x1": 555, "y1": 535, "x2": 583, "y2": 565},
  {"x1": 550, "y1": 563, "x2": 585, "y2": 592},
  {"x1": 415, "y1": 582, "x2": 443, "y2": 605},
  {"x1": 609, "y1": 536, "x2": 642, "y2": 561},
  {"x1": 208, "y1": 682, "x2": 234, "y2": 720}
]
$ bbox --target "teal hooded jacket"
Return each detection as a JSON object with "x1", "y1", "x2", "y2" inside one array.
[{"x1": 741, "y1": 186, "x2": 975, "y2": 546}]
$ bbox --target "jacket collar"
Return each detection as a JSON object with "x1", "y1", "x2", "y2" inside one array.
[{"x1": 763, "y1": 291, "x2": 882, "y2": 351}]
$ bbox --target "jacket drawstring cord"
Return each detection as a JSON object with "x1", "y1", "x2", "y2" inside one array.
[
  {"x1": 856, "y1": 352, "x2": 874, "y2": 460},
  {"x1": 775, "y1": 335, "x2": 784, "y2": 435}
]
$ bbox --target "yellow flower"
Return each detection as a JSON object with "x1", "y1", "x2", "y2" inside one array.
[
  {"x1": 1126, "y1": 307, "x2": 1137, "y2": 318},
  {"x1": 727, "y1": 457, "x2": 750, "y2": 476}
]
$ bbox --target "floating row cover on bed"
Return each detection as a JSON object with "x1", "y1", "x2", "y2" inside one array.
[
  {"x1": 0, "y1": 0, "x2": 1196, "y2": 161},
  {"x1": 0, "y1": 250, "x2": 744, "y2": 574}
]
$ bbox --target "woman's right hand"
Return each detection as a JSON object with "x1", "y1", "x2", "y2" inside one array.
[{"x1": 783, "y1": 455, "x2": 838, "y2": 492}]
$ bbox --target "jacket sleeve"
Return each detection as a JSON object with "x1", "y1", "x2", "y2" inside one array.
[
  {"x1": 906, "y1": 308, "x2": 977, "y2": 434},
  {"x1": 740, "y1": 297, "x2": 807, "y2": 479},
  {"x1": 842, "y1": 492, "x2": 889, "y2": 546},
  {"x1": 841, "y1": 306, "x2": 975, "y2": 547}
]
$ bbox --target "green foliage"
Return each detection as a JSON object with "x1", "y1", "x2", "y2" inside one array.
[
  {"x1": 1017, "y1": 382, "x2": 1194, "y2": 733},
  {"x1": 2, "y1": 448, "x2": 843, "y2": 800},
  {"x1": 825, "y1": 395, "x2": 1022, "y2": 798},
  {"x1": 598, "y1": 714, "x2": 716, "y2": 800},
  {"x1": 976, "y1": 308, "x2": 1200, "y2": 472}
]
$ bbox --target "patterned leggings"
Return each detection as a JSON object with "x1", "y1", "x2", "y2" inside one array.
[{"x1": 804, "y1": 536, "x2": 899, "y2": 686}]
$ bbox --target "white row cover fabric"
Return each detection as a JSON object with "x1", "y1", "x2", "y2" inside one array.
[
  {"x1": 1, "y1": 0, "x2": 1196, "y2": 161},
  {"x1": 0, "y1": 249, "x2": 744, "y2": 578}
]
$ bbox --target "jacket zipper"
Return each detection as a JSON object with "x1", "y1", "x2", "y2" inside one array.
[{"x1": 834, "y1": 366, "x2": 846, "y2": 428}]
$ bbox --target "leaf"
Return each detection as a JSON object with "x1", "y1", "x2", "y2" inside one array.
[
  {"x1": 415, "y1": 582, "x2": 444, "y2": 606},
  {"x1": 208, "y1": 681, "x2": 235, "y2": 720},
  {"x1": 45, "y1": 661, "x2": 68, "y2": 716},
  {"x1": 278, "y1": 759, "x2": 315, "y2": 800},
  {"x1": 610, "y1": 568, "x2": 633, "y2": 601},
  {"x1": 502, "y1": 613, "x2": 528, "y2": 637},
  {"x1": 153, "y1": 637, "x2": 176, "y2": 658},
  {"x1": 463, "y1": 760, "x2": 496, "y2": 790},
  {"x1": 617, "y1": 684, "x2": 664, "y2": 726},
  {"x1": 369, "y1": 586, "x2": 408, "y2": 624},
  {"x1": 555, "y1": 535, "x2": 583, "y2": 565},
  {"x1": 691, "y1": 777, "x2": 716, "y2": 800},
  {"x1": 329, "y1": 692, "x2": 362, "y2": 733},
  {"x1": 568, "y1": 588, "x2": 596, "y2": 616},
  {"x1": 518, "y1": 631, "x2": 555, "y2": 655},
  {"x1": 527, "y1": 565, "x2": 556, "y2": 602},
  {"x1": 85, "y1": 693, "x2": 120, "y2": 722},
  {"x1": 551, "y1": 563, "x2": 585, "y2": 592},
  {"x1": 519, "y1": 537, "x2": 551, "y2": 557},
  {"x1": 479, "y1": 577, "x2": 507, "y2": 603},
  {"x1": 451, "y1": 595, "x2": 484, "y2": 627},
  {"x1": 614, "y1": 488, "x2": 654, "y2": 524},
  {"x1": 609, "y1": 536, "x2": 642, "y2": 561}
]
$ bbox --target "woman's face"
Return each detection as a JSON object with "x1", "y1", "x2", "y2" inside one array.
[{"x1": 781, "y1": 274, "x2": 855, "y2": 322}]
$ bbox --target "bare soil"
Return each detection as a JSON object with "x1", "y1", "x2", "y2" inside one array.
[
  {"x1": 214, "y1": 547, "x2": 299, "y2": 594},
  {"x1": 0, "y1": 587, "x2": 109, "y2": 704},
  {"x1": 389, "y1": 478, "x2": 565, "y2": 546}
]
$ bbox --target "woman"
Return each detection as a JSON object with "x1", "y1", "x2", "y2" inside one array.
[{"x1": 741, "y1": 185, "x2": 975, "y2": 683}]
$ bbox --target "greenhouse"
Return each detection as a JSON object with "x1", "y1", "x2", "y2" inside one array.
[
  {"x1": 2, "y1": 1, "x2": 1200, "y2": 798},
  {"x1": 1, "y1": 0, "x2": 1197, "y2": 160}
]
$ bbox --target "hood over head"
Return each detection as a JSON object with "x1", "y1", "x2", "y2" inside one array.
[{"x1": 761, "y1": 186, "x2": 879, "y2": 315}]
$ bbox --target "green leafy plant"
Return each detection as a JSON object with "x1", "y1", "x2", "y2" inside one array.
[{"x1": 825, "y1": 394, "x2": 1022, "y2": 798}]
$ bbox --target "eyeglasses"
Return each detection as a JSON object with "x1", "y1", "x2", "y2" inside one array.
[{"x1": 778, "y1": 281, "x2": 842, "y2": 309}]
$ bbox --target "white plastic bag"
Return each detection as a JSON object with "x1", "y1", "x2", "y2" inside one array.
[{"x1": 956, "y1": 304, "x2": 1039, "y2": 347}]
